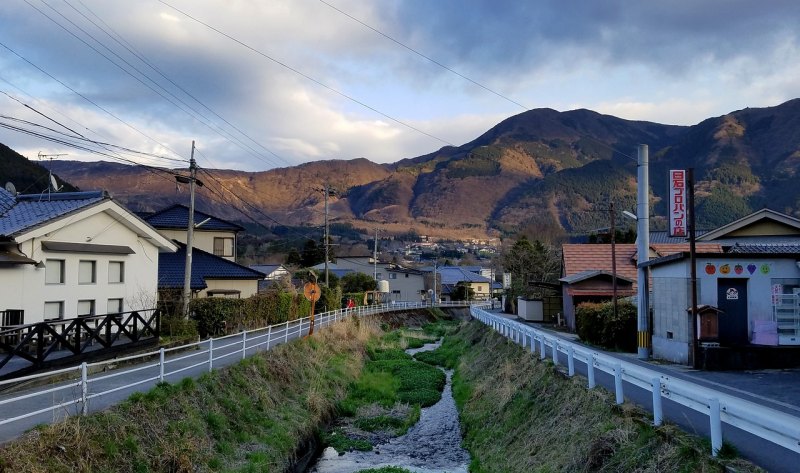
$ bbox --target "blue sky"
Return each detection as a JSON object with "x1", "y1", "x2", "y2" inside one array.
[{"x1": 1, "y1": 0, "x2": 799, "y2": 171}]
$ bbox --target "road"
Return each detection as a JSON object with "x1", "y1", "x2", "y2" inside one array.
[{"x1": 493, "y1": 312, "x2": 800, "y2": 473}]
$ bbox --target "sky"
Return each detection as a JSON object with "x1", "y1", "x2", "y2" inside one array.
[{"x1": 1, "y1": 0, "x2": 799, "y2": 172}]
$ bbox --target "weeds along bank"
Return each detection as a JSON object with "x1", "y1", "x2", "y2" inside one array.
[
  {"x1": 0, "y1": 316, "x2": 385, "y2": 473},
  {"x1": 447, "y1": 321, "x2": 763, "y2": 473}
]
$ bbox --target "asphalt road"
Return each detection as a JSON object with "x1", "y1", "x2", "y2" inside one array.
[{"x1": 493, "y1": 312, "x2": 800, "y2": 473}]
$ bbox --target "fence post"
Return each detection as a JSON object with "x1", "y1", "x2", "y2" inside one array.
[
  {"x1": 652, "y1": 377, "x2": 663, "y2": 426},
  {"x1": 552, "y1": 340, "x2": 559, "y2": 365},
  {"x1": 159, "y1": 347, "x2": 165, "y2": 383},
  {"x1": 709, "y1": 398, "x2": 722, "y2": 456},
  {"x1": 266, "y1": 325, "x2": 272, "y2": 350},
  {"x1": 539, "y1": 336, "x2": 546, "y2": 360},
  {"x1": 567, "y1": 346, "x2": 575, "y2": 376},
  {"x1": 242, "y1": 330, "x2": 247, "y2": 360},
  {"x1": 284, "y1": 321, "x2": 289, "y2": 343},
  {"x1": 530, "y1": 334, "x2": 535, "y2": 354},
  {"x1": 80, "y1": 362, "x2": 88, "y2": 416},
  {"x1": 588, "y1": 354, "x2": 596, "y2": 388},
  {"x1": 521, "y1": 330, "x2": 526, "y2": 348},
  {"x1": 614, "y1": 364, "x2": 624, "y2": 404},
  {"x1": 208, "y1": 337, "x2": 214, "y2": 372}
]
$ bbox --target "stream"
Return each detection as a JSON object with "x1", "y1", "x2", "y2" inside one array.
[{"x1": 308, "y1": 340, "x2": 470, "y2": 473}]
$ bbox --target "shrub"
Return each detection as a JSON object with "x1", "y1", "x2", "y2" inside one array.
[
  {"x1": 575, "y1": 300, "x2": 637, "y2": 352},
  {"x1": 189, "y1": 290, "x2": 311, "y2": 338}
]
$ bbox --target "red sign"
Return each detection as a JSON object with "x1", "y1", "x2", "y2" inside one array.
[{"x1": 669, "y1": 170, "x2": 686, "y2": 237}]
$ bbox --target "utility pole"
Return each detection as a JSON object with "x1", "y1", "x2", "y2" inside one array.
[
  {"x1": 610, "y1": 200, "x2": 618, "y2": 319},
  {"x1": 688, "y1": 168, "x2": 698, "y2": 368},
  {"x1": 179, "y1": 141, "x2": 200, "y2": 320},
  {"x1": 636, "y1": 144, "x2": 651, "y2": 359},
  {"x1": 324, "y1": 183, "x2": 330, "y2": 287},
  {"x1": 373, "y1": 227, "x2": 378, "y2": 282}
]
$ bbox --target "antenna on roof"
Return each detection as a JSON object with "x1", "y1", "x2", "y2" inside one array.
[
  {"x1": 49, "y1": 174, "x2": 63, "y2": 192},
  {"x1": 4, "y1": 182, "x2": 16, "y2": 195},
  {"x1": 37, "y1": 152, "x2": 67, "y2": 201}
]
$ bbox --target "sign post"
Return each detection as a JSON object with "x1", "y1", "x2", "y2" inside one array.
[{"x1": 303, "y1": 281, "x2": 321, "y2": 336}]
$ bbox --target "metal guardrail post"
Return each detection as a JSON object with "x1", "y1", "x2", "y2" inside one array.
[
  {"x1": 208, "y1": 338, "x2": 214, "y2": 372},
  {"x1": 552, "y1": 340, "x2": 558, "y2": 365},
  {"x1": 242, "y1": 331, "x2": 247, "y2": 360},
  {"x1": 614, "y1": 364, "x2": 624, "y2": 404},
  {"x1": 709, "y1": 398, "x2": 722, "y2": 456},
  {"x1": 284, "y1": 321, "x2": 289, "y2": 343},
  {"x1": 652, "y1": 377, "x2": 663, "y2": 426},
  {"x1": 530, "y1": 334, "x2": 535, "y2": 354},
  {"x1": 588, "y1": 354, "x2": 596, "y2": 388},
  {"x1": 567, "y1": 346, "x2": 575, "y2": 376},
  {"x1": 266, "y1": 325, "x2": 272, "y2": 350},
  {"x1": 80, "y1": 362, "x2": 88, "y2": 416},
  {"x1": 539, "y1": 336, "x2": 546, "y2": 360},
  {"x1": 159, "y1": 347, "x2": 165, "y2": 383}
]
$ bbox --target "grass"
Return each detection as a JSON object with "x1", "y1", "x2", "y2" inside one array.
[
  {"x1": 445, "y1": 321, "x2": 765, "y2": 473},
  {"x1": 0, "y1": 316, "x2": 382, "y2": 473}
]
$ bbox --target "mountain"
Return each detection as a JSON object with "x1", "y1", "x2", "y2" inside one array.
[
  {"x1": 25, "y1": 99, "x2": 800, "y2": 239},
  {"x1": 0, "y1": 143, "x2": 78, "y2": 195}
]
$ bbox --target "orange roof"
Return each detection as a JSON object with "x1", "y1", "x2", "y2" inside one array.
[
  {"x1": 650, "y1": 243, "x2": 723, "y2": 257},
  {"x1": 562, "y1": 244, "x2": 639, "y2": 283}
]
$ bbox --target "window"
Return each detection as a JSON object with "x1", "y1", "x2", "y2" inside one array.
[
  {"x1": 108, "y1": 261, "x2": 124, "y2": 283},
  {"x1": 213, "y1": 237, "x2": 234, "y2": 257},
  {"x1": 389, "y1": 273, "x2": 397, "y2": 279},
  {"x1": 45, "y1": 259, "x2": 65, "y2": 284},
  {"x1": 44, "y1": 301, "x2": 64, "y2": 321},
  {"x1": 77, "y1": 300, "x2": 95, "y2": 317},
  {"x1": 78, "y1": 260, "x2": 96, "y2": 284},
  {"x1": 107, "y1": 298, "x2": 123, "y2": 314},
  {"x1": 2, "y1": 310, "x2": 24, "y2": 326}
]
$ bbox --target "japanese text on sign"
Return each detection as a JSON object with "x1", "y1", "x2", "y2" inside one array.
[{"x1": 669, "y1": 169, "x2": 686, "y2": 237}]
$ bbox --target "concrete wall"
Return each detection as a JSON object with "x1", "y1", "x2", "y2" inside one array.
[
  {"x1": 0, "y1": 211, "x2": 162, "y2": 324},
  {"x1": 386, "y1": 272, "x2": 425, "y2": 302}
]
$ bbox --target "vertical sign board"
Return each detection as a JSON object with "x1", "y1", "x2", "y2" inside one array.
[{"x1": 669, "y1": 170, "x2": 687, "y2": 237}]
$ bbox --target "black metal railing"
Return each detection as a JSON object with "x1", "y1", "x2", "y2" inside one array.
[{"x1": 0, "y1": 309, "x2": 160, "y2": 374}]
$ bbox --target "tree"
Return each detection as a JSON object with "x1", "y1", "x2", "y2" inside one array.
[
  {"x1": 451, "y1": 282, "x2": 474, "y2": 301},
  {"x1": 300, "y1": 239, "x2": 325, "y2": 267},
  {"x1": 500, "y1": 236, "x2": 561, "y2": 302},
  {"x1": 286, "y1": 247, "x2": 302, "y2": 266},
  {"x1": 341, "y1": 272, "x2": 377, "y2": 293}
]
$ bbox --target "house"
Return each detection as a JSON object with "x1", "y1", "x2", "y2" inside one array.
[
  {"x1": 250, "y1": 264, "x2": 292, "y2": 291},
  {"x1": 643, "y1": 208, "x2": 800, "y2": 368},
  {"x1": 143, "y1": 204, "x2": 267, "y2": 299},
  {"x1": 158, "y1": 243, "x2": 265, "y2": 299},
  {"x1": 0, "y1": 188, "x2": 176, "y2": 325},
  {"x1": 437, "y1": 266, "x2": 493, "y2": 301},
  {"x1": 645, "y1": 246, "x2": 800, "y2": 367},
  {"x1": 314, "y1": 255, "x2": 391, "y2": 281},
  {"x1": 385, "y1": 266, "x2": 426, "y2": 302},
  {"x1": 143, "y1": 204, "x2": 243, "y2": 262},
  {"x1": 559, "y1": 243, "x2": 723, "y2": 330}
]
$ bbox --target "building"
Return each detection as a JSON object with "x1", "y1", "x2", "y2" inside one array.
[
  {"x1": 143, "y1": 204, "x2": 243, "y2": 262},
  {"x1": 0, "y1": 189, "x2": 176, "y2": 325},
  {"x1": 437, "y1": 266, "x2": 493, "y2": 301},
  {"x1": 143, "y1": 205, "x2": 266, "y2": 300},
  {"x1": 385, "y1": 266, "x2": 426, "y2": 302}
]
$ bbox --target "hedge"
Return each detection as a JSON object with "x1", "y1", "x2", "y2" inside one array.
[
  {"x1": 189, "y1": 290, "x2": 311, "y2": 338},
  {"x1": 575, "y1": 300, "x2": 637, "y2": 352}
]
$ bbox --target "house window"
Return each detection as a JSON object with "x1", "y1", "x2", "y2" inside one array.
[
  {"x1": 78, "y1": 260, "x2": 96, "y2": 284},
  {"x1": 45, "y1": 259, "x2": 65, "y2": 284},
  {"x1": 389, "y1": 273, "x2": 397, "y2": 279},
  {"x1": 405, "y1": 273, "x2": 409, "y2": 278},
  {"x1": 108, "y1": 261, "x2": 124, "y2": 283},
  {"x1": 2, "y1": 310, "x2": 24, "y2": 326},
  {"x1": 44, "y1": 301, "x2": 64, "y2": 321},
  {"x1": 213, "y1": 237, "x2": 234, "y2": 257},
  {"x1": 77, "y1": 300, "x2": 95, "y2": 317},
  {"x1": 107, "y1": 298, "x2": 123, "y2": 314}
]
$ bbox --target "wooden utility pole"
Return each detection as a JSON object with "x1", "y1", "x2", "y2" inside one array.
[
  {"x1": 610, "y1": 200, "x2": 618, "y2": 319},
  {"x1": 324, "y1": 184, "x2": 331, "y2": 287},
  {"x1": 688, "y1": 168, "x2": 698, "y2": 368}
]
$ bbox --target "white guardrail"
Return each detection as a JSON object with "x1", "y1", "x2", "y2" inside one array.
[
  {"x1": 470, "y1": 307, "x2": 800, "y2": 458},
  {"x1": 0, "y1": 301, "x2": 485, "y2": 434}
]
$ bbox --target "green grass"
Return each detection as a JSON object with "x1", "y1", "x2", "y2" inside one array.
[
  {"x1": 322, "y1": 429, "x2": 373, "y2": 452},
  {"x1": 414, "y1": 335, "x2": 468, "y2": 369}
]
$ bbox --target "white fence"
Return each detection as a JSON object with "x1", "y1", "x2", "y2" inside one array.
[
  {"x1": 0, "y1": 301, "x2": 483, "y2": 436},
  {"x1": 470, "y1": 307, "x2": 800, "y2": 458}
]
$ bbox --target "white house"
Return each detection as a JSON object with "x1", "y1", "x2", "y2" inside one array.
[{"x1": 0, "y1": 189, "x2": 177, "y2": 325}]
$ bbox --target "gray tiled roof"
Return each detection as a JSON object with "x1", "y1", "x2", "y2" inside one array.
[
  {"x1": 727, "y1": 243, "x2": 800, "y2": 254},
  {"x1": 437, "y1": 266, "x2": 492, "y2": 285},
  {"x1": 0, "y1": 188, "x2": 105, "y2": 237}
]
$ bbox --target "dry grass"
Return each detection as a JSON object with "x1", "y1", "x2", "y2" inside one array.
[
  {"x1": 0, "y1": 316, "x2": 383, "y2": 473},
  {"x1": 450, "y1": 321, "x2": 766, "y2": 473}
]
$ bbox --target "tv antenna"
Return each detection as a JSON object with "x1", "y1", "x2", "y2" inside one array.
[{"x1": 36, "y1": 152, "x2": 67, "y2": 200}]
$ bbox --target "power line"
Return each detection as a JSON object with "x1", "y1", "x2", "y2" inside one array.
[{"x1": 158, "y1": 0, "x2": 455, "y2": 148}]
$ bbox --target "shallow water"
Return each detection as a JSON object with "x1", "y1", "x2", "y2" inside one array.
[{"x1": 308, "y1": 340, "x2": 470, "y2": 473}]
